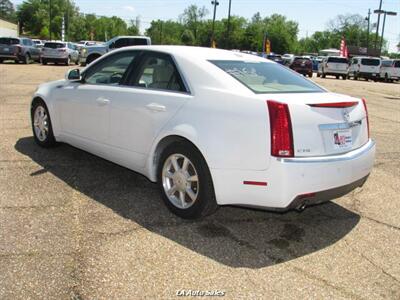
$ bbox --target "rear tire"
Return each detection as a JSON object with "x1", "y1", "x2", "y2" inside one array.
[
  {"x1": 342, "y1": 75, "x2": 347, "y2": 80},
  {"x1": 321, "y1": 72, "x2": 326, "y2": 78},
  {"x1": 42, "y1": 59, "x2": 47, "y2": 65},
  {"x1": 65, "y1": 56, "x2": 70, "y2": 66},
  {"x1": 335, "y1": 75, "x2": 339, "y2": 79},
  {"x1": 23, "y1": 53, "x2": 31, "y2": 64},
  {"x1": 31, "y1": 99, "x2": 57, "y2": 148},
  {"x1": 157, "y1": 141, "x2": 218, "y2": 219},
  {"x1": 317, "y1": 73, "x2": 320, "y2": 77},
  {"x1": 308, "y1": 72, "x2": 313, "y2": 78}
]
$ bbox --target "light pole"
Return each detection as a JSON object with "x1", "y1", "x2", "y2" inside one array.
[
  {"x1": 374, "y1": 0, "x2": 383, "y2": 49},
  {"x1": 365, "y1": 9, "x2": 371, "y2": 50},
  {"x1": 378, "y1": 10, "x2": 397, "y2": 54},
  {"x1": 211, "y1": 0, "x2": 219, "y2": 47},
  {"x1": 227, "y1": 0, "x2": 232, "y2": 48},
  {"x1": 49, "y1": 0, "x2": 52, "y2": 40}
]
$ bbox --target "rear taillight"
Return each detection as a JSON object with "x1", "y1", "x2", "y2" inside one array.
[
  {"x1": 15, "y1": 46, "x2": 21, "y2": 54},
  {"x1": 362, "y1": 98, "x2": 370, "y2": 138},
  {"x1": 267, "y1": 100, "x2": 294, "y2": 157},
  {"x1": 58, "y1": 49, "x2": 66, "y2": 52}
]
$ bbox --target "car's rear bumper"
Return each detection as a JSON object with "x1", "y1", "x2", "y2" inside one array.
[
  {"x1": 42, "y1": 56, "x2": 68, "y2": 62},
  {"x1": 324, "y1": 70, "x2": 348, "y2": 76},
  {"x1": 211, "y1": 139, "x2": 375, "y2": 211},
  {"x1": 0, "y1": 54, "x2": 22, "y2": 60},
  {"x1": 355, "y1": 72, "x2": 380, "y2": 79}
]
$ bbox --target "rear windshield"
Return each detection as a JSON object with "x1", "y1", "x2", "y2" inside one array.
[
  {"x1": 327, "y1": 57, "x2": 348, "y2": 63},
  {"x1": 210, "y1": 60, "x2": 325, "y2": 94},
  {"x1": 394, "y1": 61, "x2": 400, "y2": 68},
  {"x1": 0, "y1": 38, "x2": 19, "y2": 45},
  {"x1": 44, "y1": 42, "x2": 66, "y2": 49},
  {"x1": 361, "y1": 58, "x2": 380, "y2": 66},
  {"x1": 294, "y1": 57, "x2": 311, "y2": 61}
]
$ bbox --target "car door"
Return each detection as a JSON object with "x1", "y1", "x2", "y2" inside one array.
[
  {"x1": 55, "y1": 50, "x2": 138, "y2": 152},
  {"x1": 106, "y1": 51, "x2": 192, "y2": 169},
  {"x1": 25, "y1": 39, "x2": 40, "y2": 60}
]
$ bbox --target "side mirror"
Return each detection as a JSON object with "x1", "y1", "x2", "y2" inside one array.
[{"x1": 65, "y1": 68, "x2": 81, "y2": 81}]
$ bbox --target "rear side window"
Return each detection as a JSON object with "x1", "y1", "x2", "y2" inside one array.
[
  {"x1": 131, "y1": 53, "x2": 187, "y2": 92},
  {"x1": 128, "y1": 38, "x2": 149, "y2": 46},
  {"x1": 210, "y1": 60, "x2": 325, "y2": 94},
  {"x1": 361, "y1": 58, "x2": 380, "y2": 66},
  {"x1": 44, "y1": 42, "x2": 66, "y2": 49},
  {"x1": 0, "y1": 38, "x2": 19, "y2": 45},
  {"x1": 327, "y1": 57, "x2": 348, "y2": 64}
]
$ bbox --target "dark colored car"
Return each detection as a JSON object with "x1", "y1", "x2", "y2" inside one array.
[
  {"x1": 266, "y1": 54, "x2": 284, "y2": 64},
  {"x1": 0, "y1": 37, "x2": 41, "y2": 64},
  {"x1": 289, "y1": 56, "x2": 313, "y2": 77}
]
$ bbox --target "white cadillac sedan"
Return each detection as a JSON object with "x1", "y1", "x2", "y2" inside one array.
[{"x1": 30, "y1": 46, "x2": 375, "y2": 219}]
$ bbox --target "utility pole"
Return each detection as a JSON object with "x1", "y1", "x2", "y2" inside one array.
[
  {"x1": 159, "y1": 21, "x2": 163, "y2": 44},
  {"x1": 379, "y1": 11, "x2": 397, "y2": 55},
  {"x1": 374, "y1": 0, "x2": 383, "y2": 49},
  {"x1": 227, "y1": 0, "x2": 232, "y2": 48},
  {"x1": 49, "y1": 0, "x2": 52, "y2": 40},
  {"x1": 211, "y1": 0, "x2": 219, "y2": 47},
  {"x1": 366, "y1": 9, "x2": 371, "y2": 50}
]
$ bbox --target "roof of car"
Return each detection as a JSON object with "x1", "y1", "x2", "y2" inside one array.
[{"x1": 115, "y1": 45, "x2": 270, "y2": 62}]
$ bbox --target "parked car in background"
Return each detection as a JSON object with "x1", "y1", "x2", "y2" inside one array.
[
  {"x1": 76, "y1": 40, "x2": 98, "y2": 50},
  {"x1": 79, "y1": 35, "x2": 151, "y2": 66},
  {"x1": 349, "y1": 57, "x2": 381, "y2": 81},
  {"x1": 317, "y1": 56, "x2": 349, "y2": 80},
  {"x1": 289, "y1": 56, "x2": 313, "y2": 77},
  {"x1": 282, "y1": 53, "x2": 295, "y2": 66},
  {"x1": 41, "y1": 41, "x2": 79, "y2": 65},
  {"x1": 32, "y1": 39, "x2": 44, "y2": 49},
  {"x1": 0, "y1": 37, "x2": 41, "y2": 64},
  {"x1": 266, "y1": 53, "x2": 284, "y2": 64},
  {"x1": 380, "y1": 59, "x2": 400, "y2": 82},
  {"x1": 30, "y1": 46, "x2": 375, "y2": 219}
]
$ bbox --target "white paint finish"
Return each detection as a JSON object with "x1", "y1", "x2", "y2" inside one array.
[{"x1": 32, "y1": 46, "x2": 375, "y2": 209}]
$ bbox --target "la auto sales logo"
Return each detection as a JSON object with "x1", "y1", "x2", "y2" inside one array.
[{"x1": 176, "y1": 289, "x2": 225, "y2": 297}]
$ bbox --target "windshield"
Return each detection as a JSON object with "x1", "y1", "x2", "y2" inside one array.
[
  {"x1": 361, "y1": 58, "x2": 380, "y2": 66},
  {"x1": 327, "y1": 57, "x2": 348, "y2": 63},
  {"x1": 210, "y1": 60, "x2": 325, "y2": 94},
  {"x1": 44, "y1": 42, "x2": 66, "y2": 49},
  {"x1": 0, "y1": 38, "x2": 19, "y2": 45}
]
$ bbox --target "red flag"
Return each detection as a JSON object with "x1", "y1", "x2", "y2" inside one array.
[{"x1": 340, "y1": 37, "x2": 348, "y2": 58}]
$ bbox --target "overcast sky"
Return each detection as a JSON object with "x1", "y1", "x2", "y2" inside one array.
[{"x1": 13, "y1": 0, "x2": 400, "y2": 52}]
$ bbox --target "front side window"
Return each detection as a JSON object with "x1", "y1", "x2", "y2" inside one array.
[
  {"x1": 127, "y1": 38, "x2": 148, "y2": 46},
  {"x1": 131, "y1": 53, "x2": 186, "y2": 92},
  {"x1": 84, "y1": 51, "x2": 137, "y2": 85},
  {"x1": 394, "y1": 60, "x2": 400, "y2": 68},
  {"x1": 210, "y1": 60, "x2": 324, "y2": 94}
]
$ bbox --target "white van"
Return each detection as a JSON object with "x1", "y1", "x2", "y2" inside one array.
[
  {"x1": 380, "y1": 59, "x2": 400, "y2": 82},
  {"x1": 317, "y1": 56, "x2": 349, "y2": 79},
  {"x1": 349, "y1": 57, "x2": 381, "y2": 81}
]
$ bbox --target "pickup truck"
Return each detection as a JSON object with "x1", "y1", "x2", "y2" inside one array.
[{"x1": 79, "y1": 36, "x2": 151, "y2": 66}]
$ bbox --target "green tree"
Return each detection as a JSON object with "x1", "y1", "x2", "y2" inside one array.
[
  {"x1": 181, "y1": 29, "x2": 195, "y2": 45},
  {"x1": 0, "y1": 0, "x2": 16, "y2": 22},
  {"x1": 180, "y1": 4, "x2": 208, "y2": 44}
]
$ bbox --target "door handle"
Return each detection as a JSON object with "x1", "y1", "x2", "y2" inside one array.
[
  {"x1": 146, "y1": 103, "x2": 166, "y2": 112},
  {"x1": 96, "y1": 97, "x2": 110, "y2": 106}
]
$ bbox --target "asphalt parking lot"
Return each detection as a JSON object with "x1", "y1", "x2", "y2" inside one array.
[{"x1": 1, "y1": 63, "x2": 399, "y2": 299}]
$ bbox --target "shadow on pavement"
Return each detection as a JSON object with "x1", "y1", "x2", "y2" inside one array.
[{"x1": 15, "y1": 136, "x2": 360, "y2": 268}]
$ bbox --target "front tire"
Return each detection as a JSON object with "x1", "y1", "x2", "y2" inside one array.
[
  {"x1": 157, "y1": 141, "x2": 218, "y2": 219},
  {"x1": 23, "y1": 53, "x2": 31, "y2": 64},
  {"x1": 31, "y1": 100, "x2": 56, "y2": 148}
]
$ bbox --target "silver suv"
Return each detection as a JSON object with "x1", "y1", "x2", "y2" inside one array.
[
  {"x1": 0, "y1": 37, "x2": 41, "y2": 64},
  {"x1": 41, "y1": 41, "x2": 79, "y2": 65},
  {"x1": 79, "y1": 36, "x2": 151, "y2": 66}
]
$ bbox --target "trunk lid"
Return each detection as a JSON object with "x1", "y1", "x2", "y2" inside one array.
[{"x1": 262, "y1": 92, "x2": 369, "y2": 157}]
